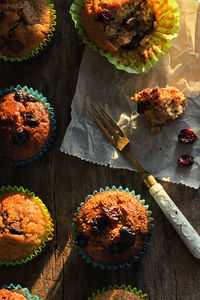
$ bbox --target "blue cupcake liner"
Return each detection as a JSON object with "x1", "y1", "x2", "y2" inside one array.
[
  {"x1": 1, "y1": 284, "x2": 41, "y2": 299},
  {"x1": 88, "y1": 284, "x2": 148, "y2": 299},
  {"x1": 0, "y1": 85, "x2": 56, "y2": 166},
  {"x1": 73, "y1": 186, "x2": 154, "y2": 270}
]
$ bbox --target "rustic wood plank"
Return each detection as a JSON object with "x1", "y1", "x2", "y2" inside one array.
[{"x1": 0, "y1": 1, "x2": 200, "y2": 300}]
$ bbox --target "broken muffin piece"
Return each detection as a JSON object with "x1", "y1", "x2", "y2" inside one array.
[
  {"x1": 81, "y1": 0, "x2": 156, "y2": 52},
  {"x1": 132, "y1": 86, "x2": 187, "y2": 132}
]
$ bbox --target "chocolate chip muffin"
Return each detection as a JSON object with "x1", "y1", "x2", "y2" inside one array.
[
  {"x1": 74, "y1": 188, "x2": 151, "y2": 265},
  {"x1": 0, "y1": 289, "x2": 27, "y2": 300},
  {"x1": 93, "y1": 289, "x2": 147, "y2": 300},
  {"x1": 0, "y1": 189, "x2": 53, "y2": 263},
  {"x1": 132, "y1": 86, "x2": 187, "y2": 133},
  {"x1": 0, "y1": 89, "x2": 51, "y2": 161},
  {"x1": 0, "y1": 0, "x2": 54, "y2": 58},
  {"x1": 81, "y1": 0, "x2": 156, "y2": 52}
]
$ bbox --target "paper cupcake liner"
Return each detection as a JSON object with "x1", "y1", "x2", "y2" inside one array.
[
  {"x1": 70, "y1": 0, "x2": 180, "y2": 73},
  {"x1": 88, "y1": 284, "x2": 148, "y2": 300},
  {"x1": 1, "y1": 284, "x2": 41, "y2": 300},
  {"x1": 73, "y1": 186, "x2": 154, "y2": 270},
  {"x1": 0, "y1": 85, "x2": 56, "y2": 166},
  {"x1": 0, "y1": 185, "x2": 54, "y2": 266},
  {"x1": 0, "y1": 0, "x2": 56, "y2": 62}
]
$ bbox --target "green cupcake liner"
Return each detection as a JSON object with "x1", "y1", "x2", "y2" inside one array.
[
  {"x1": 0, "y1": 185, "x2": 54, "y2": 266},
  {"x1": 70, "y1": 0, "x2": 180, "y2": 73},
  {"x1": 0, "y1": 0, "x2": 56, "y2": 62},
  {"x1": 0, "y1": 85, "x2": 56, "y2": 166},
  {"x1": 73, "y1": 186, "x2": 154, "y2": 270},
  {"x1": 88, "y1": 284, "x2": 148, "y2": 300},
  {"x1": 1, "y1": 284, "x2": 41, "y2": 300}
]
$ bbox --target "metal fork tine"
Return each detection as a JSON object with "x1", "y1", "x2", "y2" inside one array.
[
  {"x1": 90, "y1": 103, "x2": 119, "y2": 140},
  {"x1": 96, "y1": 100, "x2": 125, "y2": 136},
  {"x1": 87, "y1": 109, "x2": 114, "y2": 144}
]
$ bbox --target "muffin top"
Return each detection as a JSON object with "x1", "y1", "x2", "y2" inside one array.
[
  {"x1": 133, "y1": 86, "x2": 187, "y2": 132},
  {"x1": 0, "y1": 90, "x2": 50, "y2": 161},
  {"x1": 94, "y1": 289, "x2": 146, "y2": 300},
  {"x1": 0, "y1": 0, "x2": 53, "y2": 57},
  {"x1": 81, "y1": 0, "x2": 155, "y2": 52},
  {"x1": 75, "y1": 190, "x2": 150, "y2": 264},
  {"x1": 0, "y1": 289, "x2": 26, "y2": 300},
  {"x1": 0, "y1": 190, "x2": 49, "y2": 262}
]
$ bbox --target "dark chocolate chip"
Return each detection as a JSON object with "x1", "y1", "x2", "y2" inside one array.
[
  {"x1": 7, "y1": 40, "x2": 24, "y2": 54},
  {"x1": 9, "y1": 222, "x2": 23, "y2": 235},
  {"x1": 119, "y1": 226, "x2": 135, "y2": 246},
  {"x1": 11, "y1": 128, "x2": 29, "y2": 145},
  {"x1": 137, "y1": 101, "x2": 150, "y2": 114},
  {"x1": 90, "y1": 216, "x2": 108, "y2": 234}
]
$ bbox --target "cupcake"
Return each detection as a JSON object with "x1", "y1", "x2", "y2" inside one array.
[
  {"x1": 0, "y1": 86, "x2": 56, "y2": 164},
  {"x1": 70, "y1": 0, "x2": 180, "y2": 73},
  {"x1": 132, "y1": 86, "x2": 187, "y2": 132},
  {"x1": 74, "y1": 187, "x2": 153, "y2": 269},
  {"x1": 0, "y1": 284, "x2": 41, "y2": 300},
  {"x1": 89, "y1": 285, "x2": 147, "y2": 300},
  {"x1": 0, "y1": 185, "x2": 54, "y2": 265},
  {"x1": 0, "y1": 0, "x2": 56, "y2": 62}
]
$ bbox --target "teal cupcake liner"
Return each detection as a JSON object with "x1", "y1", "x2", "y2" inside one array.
[
  {"x1": 70, "y1": 0, "x2": 180, "y2": 73},
  {"x1": 73, "y1": 186, "x2": 154, "y2": 270},
  {"x1": 0, "y1": 85, "x2": 56, "y2": 166},
  {"x1": 1, "y1": 284, "x2": 41, "y2": 299},
  {"x1": 0, "y1": 0, "x2": 56, "y2": 62},
  {"x1": 88, "y1": 284, "x2": 148, "y2": 300},
  {"x1": 0, "y1": 185, "x2": 54, "y2": 266}
]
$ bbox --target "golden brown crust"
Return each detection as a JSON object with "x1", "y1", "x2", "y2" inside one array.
[
  {"x1": 0, "y1": 91, "x2": 50, "y2": 161},
  {"x1": 0, "y1": 289, "x2": 26, "y2": 300},
  {"x1": 132, "y1": 86, "x2": 187, "y2": 132},
  {"x1": 0, "y1": 191, "x2": 49, "y2": 261},
  {"x1": 94, "y1": 289, "x2": 146, "y2": 300},
  {"x1": 75, "y1": 190, "x2": 150, "y2": 264},
  {"x1": 0, "y1": 0, "x2": 53, "y2": 57},
  {"x1": 81, "y1": 0, "x2": 155, "y2": 52}
]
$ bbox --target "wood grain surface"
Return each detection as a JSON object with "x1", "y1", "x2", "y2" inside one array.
[{"x1": 0, "y1": 1, "x2": 200, "y2": 299}]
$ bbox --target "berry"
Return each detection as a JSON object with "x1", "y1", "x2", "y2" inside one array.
[
  {"x1": 178, "y1": 129, "x2": 197, "y2": 144},
  {"x1": 11, "y1": 128, "x2": 29, "y2": 145},
  {"x1": 103, "y1": 206, "x2": 122, "y2": 222},
  {"x1": 97, "y1": 9, "x2": 113, "y2": 22},
  {"x1": 119, "y1": 226, "x2": 135, "y2": 246},
  {"x1": 90, "y1": 216, "x2": 107, "y2": 234},
  {"x1": 14, "y1": 90, "x2": 39, "y2": 103},
  {"x1": 23, "y1": 112, "x2": 39, "y2": 127},
  {"x1": 178, "y1": 155, "x2": 194, "y2": 166}
]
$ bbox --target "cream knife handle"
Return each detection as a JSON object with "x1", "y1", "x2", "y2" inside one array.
[{"x1": 149, "y1": 183, "x2": 200, "y2": 259}]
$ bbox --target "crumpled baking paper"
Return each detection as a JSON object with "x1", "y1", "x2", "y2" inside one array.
[{"x1": 61, "y1": 0, "x2": 200, "y2": 189}]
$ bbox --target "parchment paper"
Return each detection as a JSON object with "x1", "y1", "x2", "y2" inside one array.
[{"x1": 61, "y1": 0, "x2": 200, "y2": 189}]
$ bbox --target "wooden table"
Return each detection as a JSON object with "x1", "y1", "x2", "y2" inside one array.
[{"x1": 0, "y1": 1, "x2": 200, "y2": 299}]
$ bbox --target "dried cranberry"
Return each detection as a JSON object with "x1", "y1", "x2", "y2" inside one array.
[
  {"x1": 90, "y1": 216, "x2": 107, "y2": 234},
  {"x1": 23, "y1": 112, "x2": 39, "y2": 127},
  {"x1": 97, "y1": 9, "x2": 113, "y2": 22},
  {"x1": 14, "y1": 90, "x2": 39, "y2": 103},
  {"x1": 119, "y1": 226, "x2": 135, "y2": 246},
  {"x1": 178, "y1": 155, "x2": 194, "y2": 166},
  {"x1": 103, "y1": 206, "x2": 122, "y2": 222},
  {"x1": 11, "y1": 128, "x2": 29, "y2": 145},
  {"x1": 178, "y1": 129, "x2": 197, "y2": 144},
  {"x1": 74, "y1": 235, "x2": 87, "y2": 248}
]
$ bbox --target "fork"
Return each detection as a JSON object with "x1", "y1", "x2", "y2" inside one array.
[{"x1": 88, "y1": 101, "x2": 200, "y2": 259}]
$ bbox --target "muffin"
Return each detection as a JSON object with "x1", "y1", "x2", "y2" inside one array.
[
  {"x1": 132, "y1": 86, "x2": 187, "y2": 132},
  {"x1": 0, "y1": 88, "x2": 55, "y2": 162},
  {"x1": 70, "y1": 0, "x2": 180, "y2": 73},
  {"x1": 92, "y1": 289, "x2": 146, "y2": 300},
  {"x1": 0, "y1": 284, "x2": 41, "y2": 300},
  {"x1": 74, "y1": 187, "x2": 152, "y2": 266},
  {"x1": 81, "y1": 0, "x2": 156, "y2": 52},
  {"x1": 0, "y1": 186, "x2": 54, "y2": 265},
  {"x1": 0, "y1": 0, "x2": 56, "y2": 60}
]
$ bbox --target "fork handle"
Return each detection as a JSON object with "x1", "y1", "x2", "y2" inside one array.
[{"x1": 149, "y1": 183, "x2": 200, "y2": 259}]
